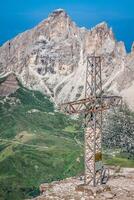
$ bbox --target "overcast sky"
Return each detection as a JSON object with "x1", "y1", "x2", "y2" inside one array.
[{"x1": 0, "y1": 0, "x2": 134, "y2": 52}]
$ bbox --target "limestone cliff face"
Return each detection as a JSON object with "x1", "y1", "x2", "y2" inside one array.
[{"x1": 0, "y1": 9, "x2": 134, "y2": 109}]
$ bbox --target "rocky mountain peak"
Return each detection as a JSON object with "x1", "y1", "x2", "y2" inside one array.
[
  {"x1": 92, "y1": 22, "x2": 114, "y2": 39},
  {"x1": 94, "y1": 21, "x2": 108, "y2": 31},
  {"x1": 35, "y1": 8, "x2": 76, "y2": 43},
  {"x1": 0, "y1": 9, "x2": 134, "y2": 109},
  {"x1": 47, "y1": 8, "x2": 70, "y2": 26},
  {"x1": 49, "y1": 8, "x2": 68, "y2": 18}
]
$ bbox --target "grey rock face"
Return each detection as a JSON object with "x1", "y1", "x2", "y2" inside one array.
[
  {"x1": 0, "y1": 73, "x2": 19, "y2": 96},
  {"x1": 0, "y1": 9, "x2": 134, "y2": 109}
]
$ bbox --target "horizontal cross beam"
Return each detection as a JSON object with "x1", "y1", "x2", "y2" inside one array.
[{"x1": 60, "y1": 96, "x2": 122, "y2": 115}]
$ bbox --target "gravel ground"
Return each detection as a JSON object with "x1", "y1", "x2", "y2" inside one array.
[{"x1": 30, "y1": 168, "x2": 134, "y2": 200}]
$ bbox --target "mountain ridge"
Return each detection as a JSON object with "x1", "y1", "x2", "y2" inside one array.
[{"x1": 0, "y1": 9, "x2": 134, "y2": 109}]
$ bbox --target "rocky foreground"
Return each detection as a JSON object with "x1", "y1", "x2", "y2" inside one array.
[{"x1": 31, "y1": 168, "x2": 134, "y2": 200}]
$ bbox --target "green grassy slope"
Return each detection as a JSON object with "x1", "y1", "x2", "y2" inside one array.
[
  {"x1": 0, "y1": 80, "x2": 134, "y2": 200},
  {"x1": 0, "y1": 86, "x2": 84, "y2": 200}
]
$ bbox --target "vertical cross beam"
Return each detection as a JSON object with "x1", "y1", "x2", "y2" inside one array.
[
  {"x1": 84, "y1": 56, "x2": 103, "y2": 186},
  {"x1": 60, "y1": 56, "x2": 122, "y2": 187}
]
